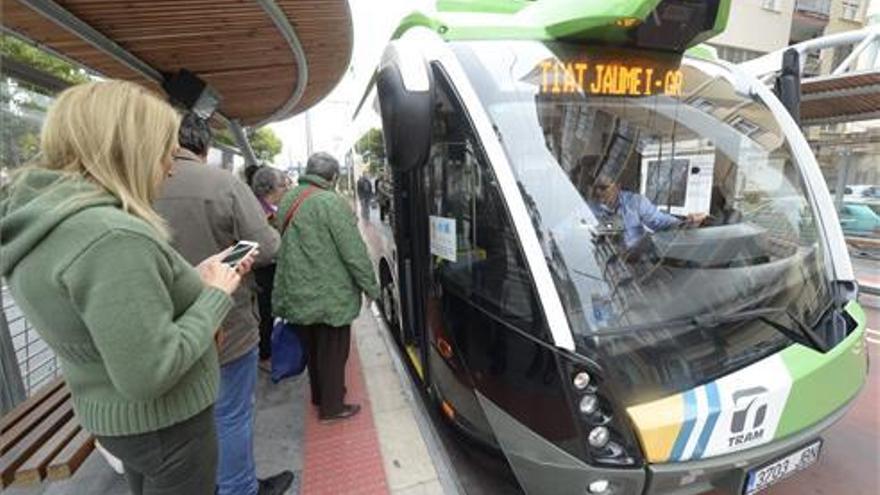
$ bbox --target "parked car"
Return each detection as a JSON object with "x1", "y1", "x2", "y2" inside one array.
[
  {"x1": 843, "y1": 184, "x2": 880, "y2": 202},
  {"x1": 839, "y1": 202, "x2": 880, "y2": 237}
]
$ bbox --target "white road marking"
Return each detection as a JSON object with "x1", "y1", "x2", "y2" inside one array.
[
  {"x1": 866, "y1": 337, "x2": 880, "y2": 345},
  {"x1": 865, "y1": 328, "x2": 880, "y2": 337}
]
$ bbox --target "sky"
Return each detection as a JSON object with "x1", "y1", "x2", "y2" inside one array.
[{"x1": 268, "y1": 0, "x2": 432, "y2": 171}]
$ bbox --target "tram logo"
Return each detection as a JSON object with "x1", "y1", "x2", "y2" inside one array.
[{"x1": 728, "y1": 386, "x2": 768, "y2": 447}]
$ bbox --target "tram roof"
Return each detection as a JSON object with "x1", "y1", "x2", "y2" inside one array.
[
  {"x1": 2, "y1": 0, "x2": 353, "y2": 127},
  {"x1": 393, "y1": 0, "x2": 731, "y2": 52}
]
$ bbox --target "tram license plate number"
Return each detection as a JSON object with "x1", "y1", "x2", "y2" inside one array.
[{"x1": 743, "y1": 440, "x2": 822, "y2": 495}]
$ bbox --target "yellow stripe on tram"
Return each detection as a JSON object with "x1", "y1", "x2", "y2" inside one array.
[
  {"x1": 406, "y1": 345, "x2": 424, "y2": 380},
  {"x1": 627, "y1": 392, "x2": 685, "y2": 462}
]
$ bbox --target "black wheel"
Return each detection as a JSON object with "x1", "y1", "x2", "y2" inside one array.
[{"x1": 379, "y1": 265, "x2": 401, "y2": 341}]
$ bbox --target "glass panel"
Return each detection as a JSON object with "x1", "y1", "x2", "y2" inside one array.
[
  {"x1": 455, "y1": 40, "x2": 834, "y2": 402},
  {"x1": 1, "y1": 76, "x2": 61, "y2": 398},
  {"x1": 427, "y1": 68, "x2": 544, "y2": 339}
]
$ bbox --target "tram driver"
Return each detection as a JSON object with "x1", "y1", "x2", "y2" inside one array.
[{"x1": 576, "y1": 155, "x2": 708, "y2": 252}]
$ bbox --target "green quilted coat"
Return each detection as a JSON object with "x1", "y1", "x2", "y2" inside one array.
[{"x1": 272, "y1": 175, "x2": 379, "y2": 327}]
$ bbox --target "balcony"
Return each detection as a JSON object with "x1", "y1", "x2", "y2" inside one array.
[
  {"x1": 796, "y1": 0, "x2": 832, "y2": 18},
  {"x1": 792, "y1": 0, "x2": 832, "y2": 43}
]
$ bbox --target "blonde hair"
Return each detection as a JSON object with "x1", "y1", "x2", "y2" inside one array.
[{"x1": 37, "y1": 80, "x2": 180, "y2": 239}]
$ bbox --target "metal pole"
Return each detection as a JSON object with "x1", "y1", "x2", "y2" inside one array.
[
  {"x1": 228, "y1": 120, "x2": 259, "y2": 167},
  {"x1": 834, "y1": 151, "x2": 852, "y2": 211},
  {"x1": 305, "y1": 111, "x2": 314, "y2": 157},
  {"x1": 0, "y1": 288, "x2": 27, "y2": 413}
]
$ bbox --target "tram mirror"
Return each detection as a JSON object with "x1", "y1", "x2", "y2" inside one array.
[
  {"x1": 774, "y1": 49, "x2": 801, "y2": 125},
  {"x1": 376, "y1": 43, "x2": 434, "y2": 173}
]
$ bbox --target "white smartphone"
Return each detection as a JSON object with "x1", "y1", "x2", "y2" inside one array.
[{"x1": 220, "y1": 240, "x2": 259, "y2": 268}]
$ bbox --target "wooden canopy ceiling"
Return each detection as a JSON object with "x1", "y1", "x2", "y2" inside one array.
[
  {"x1": 2, "y1": 0, "x2": 353, "y2": 126},
  {"x1": 801, "y1": 72, "x2": 880, "y2": 125}
]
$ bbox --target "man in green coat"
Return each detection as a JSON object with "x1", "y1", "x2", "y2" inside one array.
[{"x1": 273, "y1": 152, "x2": 379, "y2": 421}]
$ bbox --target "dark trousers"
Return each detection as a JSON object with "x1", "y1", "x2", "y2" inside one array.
[
  {"x1": 359, "y1": 198, "x2": 371, "y2": 220},
  {"x1": 254, "y1": 264, "x2": 276, "y2": 360},
  {"x1": 96, "y1": 407, "x2": 217, "y2": 495},
  {"x1": 301, "y1": 324, "x2": 351, "y2": 416}
]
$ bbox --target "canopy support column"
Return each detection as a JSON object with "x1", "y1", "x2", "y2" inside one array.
[{"x1": 229, "y1": 120, "x2": 259, "y2": 167}]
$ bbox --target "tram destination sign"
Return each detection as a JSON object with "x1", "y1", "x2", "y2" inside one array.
[{"x1": 535, "y1": 54, "x2": 684, "y2": 98}]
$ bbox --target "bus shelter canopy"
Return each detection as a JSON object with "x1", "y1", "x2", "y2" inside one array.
[{"x1": 2, "y1": 0, "x2": 353, "y2": 126}]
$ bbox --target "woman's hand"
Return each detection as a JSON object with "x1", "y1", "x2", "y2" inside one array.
[
  {"x1": 234, "y1": 249, "x2": 258, "y2": 276},
  {"x1": 197, "y1": 250, "x2": 242, "y2": 295}
]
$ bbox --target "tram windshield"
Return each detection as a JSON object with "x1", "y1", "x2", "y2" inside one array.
[{"x1": 455, "y1": 41, "x2": 833, "y2": 401}]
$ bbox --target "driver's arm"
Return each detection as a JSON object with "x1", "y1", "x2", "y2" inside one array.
[{"x1": 636, "y1": 194, "x2": 682, "y2": 231}]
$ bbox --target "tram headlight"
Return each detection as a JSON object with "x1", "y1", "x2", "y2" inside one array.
[
  {"x1": 579, "y1": 394, "x2": 598, "y2": 415},
  {"x1": 588, "y1": 479, "x2": 610, "y2": 494},
  {"x1": 565, "y1": 363, "x2": 642, "y2": 467},
  {"x1": 573, "y1": 371, "x2": 591, "y2": 390},
  {"x1": 588, "y1": 426, "x2": 610, "y2": 448}
]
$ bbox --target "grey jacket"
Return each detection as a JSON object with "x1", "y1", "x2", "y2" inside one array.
[{"x1": 154, "y1": 149, "x2": 280, "y2": 365}]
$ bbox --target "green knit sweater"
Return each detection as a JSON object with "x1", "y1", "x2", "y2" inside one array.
[{"x1": 0, "y1": 169, "x2": 232, "y2": 436}]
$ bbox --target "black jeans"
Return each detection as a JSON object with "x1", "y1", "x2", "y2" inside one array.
[
  {"x1": 254, "y1": 263, "x2": 276, "y2": 360},
  {"x1": 301, "y1": 324, "x2": 351, "y2": 417},
  {"x1": 96, "y1": 407, "x2": 217, "y2": 495}
]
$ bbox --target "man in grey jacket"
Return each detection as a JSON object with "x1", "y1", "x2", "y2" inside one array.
[{"x1": 154, "y1": 113, "x2": 289, "y2": 495}]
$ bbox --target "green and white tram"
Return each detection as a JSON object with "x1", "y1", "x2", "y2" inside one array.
[{"x1": 348, "y1": 1, "x2": 869, "y2": 494}]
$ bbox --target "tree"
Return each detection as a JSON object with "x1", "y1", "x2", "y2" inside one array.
[
  {"x1": 1, "y1": 35, "x2": 90, "y2": 85},
  {"x1": 249, "y1": 127, "x2": 282, "y2": 163},
  {"x1": 354, "y1": 128, "x2": 386, "y2": 175},
  {"x1": 212, "y1": 126, "x2": 281, "y2": 164},
  {"x1": 2, "y1": 35, "x2": 92, "y2": 172}
]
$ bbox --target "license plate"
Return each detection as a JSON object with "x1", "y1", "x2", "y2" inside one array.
[{"x1": 743, "y1": 440, "x2": 822, "y2": 495}]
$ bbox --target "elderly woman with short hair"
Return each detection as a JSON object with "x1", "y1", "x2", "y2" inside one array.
[{"x1": 250, "y1": 166, "x2": 288, "y2": 366}]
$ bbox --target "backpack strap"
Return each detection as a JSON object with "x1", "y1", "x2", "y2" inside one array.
[{"x1": 280, "y1": 185, "x2": 320, "y2": 235}]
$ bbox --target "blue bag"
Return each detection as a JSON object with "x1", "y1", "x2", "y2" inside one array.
[{"x1": 270, "y1": 319, "x2": 307, "y2": 383}]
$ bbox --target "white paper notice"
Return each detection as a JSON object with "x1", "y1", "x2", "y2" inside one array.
[{"x1": 429, "y1": 216, "x2": 457, "y2": 262}]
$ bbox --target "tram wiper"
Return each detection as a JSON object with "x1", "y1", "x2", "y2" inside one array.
[
  {"x1": 595, "y1": 306, "x2": 787, "y2": 336},
  {"x1": 689, "y1": 306, "x2": 787, "y2": 328},
  {"x1": 757, "y1": 310, "x2": 829, "y2": 353}
]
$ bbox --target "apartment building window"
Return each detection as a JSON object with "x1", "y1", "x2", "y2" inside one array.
[
  {"x1": 712, "y1": 45, "x2": 764, "y2": 64},
  {"x1": 762, "y1": 0, "x2": 780, "y2": 12},
  {"x1": 841, "y1": 0, "x2": 861, "y2": 21}
]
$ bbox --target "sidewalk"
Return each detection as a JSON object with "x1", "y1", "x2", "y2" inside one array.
[
  {"x1": 301, "y1": 303, "x2": 453, "y2": 495},
  {"x1": 5, "y1": 307, "x2": 454, "y2": 495}
]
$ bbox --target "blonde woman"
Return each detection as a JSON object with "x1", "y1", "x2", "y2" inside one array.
[{"x1": 0, "y1": 81, "x2": 248, "y2": 495}]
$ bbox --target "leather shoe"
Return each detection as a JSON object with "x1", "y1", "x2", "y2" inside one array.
[
  {"x1": 258, "y1": 470, "x2": 294, "y2": 495},
  {"x1": 319, "y1": 403, "x2": 361, "y2": 422}
]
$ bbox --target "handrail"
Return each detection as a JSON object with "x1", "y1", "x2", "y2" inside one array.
[{"x1": 740, "y1": 25, "x2": 880, "y2": 81}]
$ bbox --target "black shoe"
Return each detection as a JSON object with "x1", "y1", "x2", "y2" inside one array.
[
  {"x1": 319, "y1": 403, "x2": 361, "y2": 422},
  {"x1": 258, "y1": 470, "x2": 294, "y2": 495}
]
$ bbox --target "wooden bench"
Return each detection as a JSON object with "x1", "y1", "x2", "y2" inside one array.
[{"x1": 0, "y1": 378, "x2": 95, "y2": 488}]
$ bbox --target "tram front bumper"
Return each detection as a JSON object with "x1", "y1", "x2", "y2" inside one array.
[
  {"x1": 477, "y1": 389, "x2": 853, "y2": 495},
  {"x1": 643, "y1": 399, "x2": 851, "y2": 495}
]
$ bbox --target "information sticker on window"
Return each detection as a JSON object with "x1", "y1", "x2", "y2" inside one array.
[{"x1": 429, "y1": 216, "x2": 457, "y2": 262}]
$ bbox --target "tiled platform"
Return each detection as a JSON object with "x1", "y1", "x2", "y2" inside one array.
[{"x1": 300, "y1": 319, "x2": 388, "y2": 495}]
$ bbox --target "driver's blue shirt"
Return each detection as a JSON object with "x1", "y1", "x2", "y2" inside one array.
[{"x1": 596, "y1": 191, "x2": 681, "y2": 249}]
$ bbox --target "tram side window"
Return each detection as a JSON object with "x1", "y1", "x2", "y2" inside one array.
[{"x1": 428, "y1": 69, "x2": 545, "y2": 339}]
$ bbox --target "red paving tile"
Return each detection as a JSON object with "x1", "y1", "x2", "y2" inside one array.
[{"x1": 301, "y1": 335, "x2": 389, "y2": 495}]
